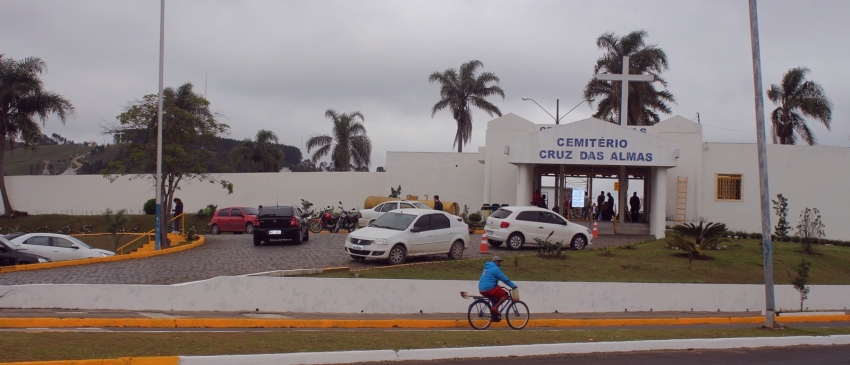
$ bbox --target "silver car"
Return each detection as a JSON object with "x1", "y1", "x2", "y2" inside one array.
[
  {"x1": 4, "y1": 233, "x2": 115, "y2": 262},
  {"x1": 484, "y1": 206, "x2": 593, "y2": 250},
  {"x1": 358, "y1": 201, "x2": 432, "y2": 227}
]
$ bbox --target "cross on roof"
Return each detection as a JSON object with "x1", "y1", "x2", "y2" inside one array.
[{"x1": 593, "y1": 56, "x2": 654, "y2": 126}]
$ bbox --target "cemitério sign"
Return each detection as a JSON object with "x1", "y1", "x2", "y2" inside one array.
[{"x1": 506, "y1": 118, "x2": 679, "y2": 167}]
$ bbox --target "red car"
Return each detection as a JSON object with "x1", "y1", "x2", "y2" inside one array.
[{"x1": 209, "y1": 207, "x2": 260, "y2": 235}]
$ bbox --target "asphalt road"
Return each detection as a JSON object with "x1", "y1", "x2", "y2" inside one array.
[
  {"x1": 353, "y1": 344, "x2": 850, "y2": 365},
  {"x1": 0, "y1": 233, "x2": 650, "y2": 285}
]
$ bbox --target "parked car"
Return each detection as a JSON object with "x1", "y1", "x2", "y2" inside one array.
[
  {"x1": 484, "y1": 206, "x2": 593, "y2": 250},
  {"x1": 0, "y1": 236, "x2": 50, "y2": 266},
  {"x1": 209, "y1": 207, "x2": 260, "y2": 235},
  {"x1": 358, "y1": 201, "x2": 432, "y2": 227},
  {"x1": 344, "y1": 209, "x2": 468, "y2": 265},
  {"x1": 253, "y1": 205, "x2": 310, "y2": 246},
  {"x1": 3, "y1": 233, "x2": 115, "y2": 262}
]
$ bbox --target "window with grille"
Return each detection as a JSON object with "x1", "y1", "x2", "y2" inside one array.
[{"x1": 716, "y1": 174, "x2": 742, "y2": 200}]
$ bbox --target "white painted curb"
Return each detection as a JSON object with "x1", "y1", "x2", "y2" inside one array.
[{"x1": 178, "y1": 335, "x2": 850, "y2": 364}]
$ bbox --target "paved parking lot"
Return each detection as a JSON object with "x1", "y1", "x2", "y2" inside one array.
[{"x1": 0, "y1": 233, "x2": 653, "y2": 285}]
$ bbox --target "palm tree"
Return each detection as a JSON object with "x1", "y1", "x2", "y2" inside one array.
[
  {"x1": 306, "y1": 109, "x2": 371, "y2": 171},
  {"x1": 429, "y1": 60, "x2": 504, "y2": 152},
  {"x1": 767, "y1": 67, "x2": 832, "y2": 145},
  {"x1": 583, "y1": 30, "x2": 675, "y2": 126},
  {"x1": 0, "y1": 55, "x2": 74, "y2": 214},
  {"x1": 230, "y1": 129, "x2": 286, "y2": 172}
]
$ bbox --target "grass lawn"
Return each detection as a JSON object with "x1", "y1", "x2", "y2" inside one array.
[
  {"x1": 318, "y1": 239, "x2": 850, "y2": 285},
  {"x1": 1, "y1": 327, "x2": 849, "y2": 362}
]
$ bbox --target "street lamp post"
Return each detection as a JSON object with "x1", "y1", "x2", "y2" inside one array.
[{"x1": 522, "y1": 97, "x2": 588, "y2": 214}]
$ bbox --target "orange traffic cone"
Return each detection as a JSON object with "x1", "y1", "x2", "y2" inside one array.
[
  {"x1": 592, "y1": 220, "x2": 599, "y2": 238},
  {"x1": 479, "y1": 233, "x2": 490, "y2": 254}
]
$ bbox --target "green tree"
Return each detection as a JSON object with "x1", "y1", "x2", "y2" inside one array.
[
  {"x1": 104, "y1": 83, "x2": 232, "y2": 247},
  {"x1": 230, "y1": 129, "x2": 286, "y2": 172},
  {"x1": 103, "y1": 208, "x2": 130, "y2": 252},
  {"x1": 667, "y1": 221, "x2": 729, "y2": 258},
  {"x1": 429, "y1": 60, "x2": 504, "y2": 152},
  {"x1": 767, "y1": 67, "x2": 832, "y2": 145},
  {"x1": 788, "y1": 258, "x2": 812, "y2": 312},
  {"x1": 772, "y1": 193, "x2": 791, "y2": 236},
  {"x1": 0, "y1": 55, "x2": 74, "y2": 214},
  {"x1": 306, "y1": 109, "x2": 372, "y2": 171},
  {"x1": 583, "y1": 30, "x2": 675, "y2": 126},
  {"x1": 795, "y1": 207, "x2": 825, "y2": 254}
]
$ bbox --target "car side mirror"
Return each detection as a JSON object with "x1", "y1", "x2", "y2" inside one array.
[
  {"x1": 301, "y1": 214, "x2": 310, "y2": 218},
  {"x1": 71, "y1": 246, "x2": 80, "y2": 249},
  {"x1": 367, "y1": 221, "x2": 375, "y2": 227},
  {"x1": 411, "y1": 227, "x2": 421, "y2": 233}
]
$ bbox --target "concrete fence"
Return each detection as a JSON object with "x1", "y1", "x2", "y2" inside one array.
[{"x1": 1, "y1": 276, "x2": 847, "y2": 313}]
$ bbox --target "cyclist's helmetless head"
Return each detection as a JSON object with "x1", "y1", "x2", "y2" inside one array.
[{"x1": 492, "y1": 256, "x2": 503, "y2": 266}]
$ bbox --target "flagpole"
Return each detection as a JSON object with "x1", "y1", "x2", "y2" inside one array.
[{"x1": 155, "y1": 0, "x2": 165, "y2": 250}]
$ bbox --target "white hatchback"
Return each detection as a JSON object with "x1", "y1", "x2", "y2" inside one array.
[
  {"x1": 4, "y1": 233, "x2": 115, "y2": 262},
  {"x1": 344, "y1": 209, "x2": 468, "y2": 265},
  {"x1": 484, "y1": 206, "x2": 593, "y2": 250},
  {"x1": 358, "y1": 201, "x2": 432, "y2": 227}
]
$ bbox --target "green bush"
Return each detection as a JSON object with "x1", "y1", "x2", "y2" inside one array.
[
  {"x1": 143, "y1": 198, "x2": 156, "y2": 215},
  {"x1": 468, "y1": 212, "x2": 482, "y2": 223},
  {"x1": 195, "y1": 204, "x2": 218, "y2": 220}
]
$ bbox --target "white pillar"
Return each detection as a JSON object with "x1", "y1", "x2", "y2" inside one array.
[
  {"x1": 517, "y1": 164, "x2": 533, "y2": 207},
  {"x1": 650, "y1": 166, "x2": 668, "y2": 239}
]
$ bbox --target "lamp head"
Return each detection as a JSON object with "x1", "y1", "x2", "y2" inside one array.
[{"x1": 521, "y1": 97, "x2": 528, "y2": 101}]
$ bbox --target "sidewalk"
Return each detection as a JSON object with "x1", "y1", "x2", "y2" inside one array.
[{"x1": 1, "y1": 308, "x2": 847, "y2": 329}]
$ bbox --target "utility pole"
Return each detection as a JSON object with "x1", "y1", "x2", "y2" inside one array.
[{"x1": 748, "y1": 0, "x2": 776, "y2": 328}]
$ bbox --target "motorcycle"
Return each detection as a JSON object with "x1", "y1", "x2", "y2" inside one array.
[
  {"x1": 335, "y1": 201, "x2": 360, "y2": 233},
  {"x1": 308, "y1": 206, "x2": 339, "y2": 233}
]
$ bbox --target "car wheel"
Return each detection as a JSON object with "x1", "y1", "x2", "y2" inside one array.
[
  {"x1": 570, "y1": 234, "x2": 588, "y2": 250},
  {"x1": 211, "y1": 224, "x2": 221, "y2": 235},
  {"x1": 506, "y1": 233, "x2": 524, "y2": 250},
  {"x1": 303, "y1": 228, "x2": 309, "y2": 242},
  {"x1": 294, "y1": 230, "x2": 303, "y2": 245},
  {"x1": 448, "y1": 240, "x2": 465, "y2": 260},
  {"x1": 253, "y1": 235, "x2": 262, "y2": 246},
  {"x1": 350, "y1": 255, "x2": 364, "y2": 261},
  {"x1": 309, "y1": 220, "x2": 322, "y2": 233},
  {"x1": 245, "y1": 223, "x2": 254, "y2": 234},
  {"x1": 488, "y1": 239, "x2": 503, "y2": 247},
  {"x1": 386, "y1": 245, "x2": 407, "y2": 265}
]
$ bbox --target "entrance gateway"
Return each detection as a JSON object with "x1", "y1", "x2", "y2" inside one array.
[{"x1": 506, "y1": 118, "x2": 679, "y2": 238}]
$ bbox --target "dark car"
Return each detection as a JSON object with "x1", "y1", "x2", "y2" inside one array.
[
  {"x1": 253, "y1": 205, "x2": 310, "y2": 246},
  {"x1": 0, "y1": 236, "x2": 50, "y2": 266},
  {"x1": 209, "y1": 207, "x2": 260, "y2": 235}
]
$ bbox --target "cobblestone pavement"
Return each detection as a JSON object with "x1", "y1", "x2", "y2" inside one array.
[{"x1": 0, "y1": 233, "x2": 653, "y2": 285}]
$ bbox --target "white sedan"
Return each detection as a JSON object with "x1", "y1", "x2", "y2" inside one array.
[
  {"x1": 484, "y1": 206, "x2": 593, "y2": 250},
  {"x1": 4, "y1": 233, "x2": 115, "y2": 262},
  {"x1": 345, "y1": 209, "x2": 468, "y2": 265},
  {"x1": 358, "y1": 200, "x2": 432, "y2": 227}
]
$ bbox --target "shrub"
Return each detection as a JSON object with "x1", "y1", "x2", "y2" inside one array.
[
  {"x1": 468, "y1": 212, "x2": 482, "y2": 223},
  {"x1": 534, "y1": 231, "x2": 564, "y2": 258},
  {"x1": 667, "y1": 221, "x2": 730, "y2": 258},
  {"x1": 795, "y1": 207, "x2": 825, "y2": 254},
  {"x1": 772, "y1": 194, "x2": 792, "y2": 237},
  {"x1": 103, "y1": 208, "x2": 130, "y2": 251},
  {"x1": 184, "y1": 225, "x2": 199, "y2": 242},
  {"x1": 787, "y1": 258, "x2": 812, "y2": 312},
  {"x1": 143, "y1": 198, "x2": 156, "y2": 215},
  {"x1": 195, "y1": 204, "x2": 217, "y2": 220},
  {"x1": 750, "y1": 232, "x2": 762, "y2": 240}
]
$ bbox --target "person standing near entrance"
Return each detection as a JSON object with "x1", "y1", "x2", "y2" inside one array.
[
  {"x1": 532, "y1": 189, "x2": 543, "y2": 207},
  {"x1": 433, "y1": 195, "x2": 444, "y2": 211},
  {"x1": 596, "y1": 191, "x2": 605, "y2": 220},
  {"x1": 605, "y1": 192, "x2": 615, "y2": 221},
  {"x1": 172, "y1": 198, "x2": 184, "y2": 233},
  {"x1": 630, "y1": 192, "x2": 641, "y2": 223}
]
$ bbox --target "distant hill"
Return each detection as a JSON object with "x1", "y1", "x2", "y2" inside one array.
[{"x1": 3, "y1": 137, "x2": 302, "y2": 176}]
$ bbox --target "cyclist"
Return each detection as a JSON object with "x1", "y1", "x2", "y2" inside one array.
[{"x1": 478, "y1": 255, "x2": 517, "y2": 322}]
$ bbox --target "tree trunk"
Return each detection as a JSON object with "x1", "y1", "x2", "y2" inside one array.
[
  {"x1": 457, "y1": 144, "x2": 462, "y2": 153},
  {"x1": 0, "y1": 131, "x2": 14, "y2": 215}
]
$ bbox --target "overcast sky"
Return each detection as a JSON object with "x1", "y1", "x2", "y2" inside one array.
[{"x1": 3, "y1": 0, "x2": 848, "y2": 169}]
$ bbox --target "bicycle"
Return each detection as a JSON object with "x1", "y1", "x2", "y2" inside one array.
[{"x1": 461, "y1": 286, "x2": 530, "y2": 330}]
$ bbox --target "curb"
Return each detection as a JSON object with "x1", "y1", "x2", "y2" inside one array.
[
  {"x1": 1, "y1": 314, "x2": 848, "y2": 329},
  {"x1": 0, "y1": 236, "x2": 206, "y2": 274},
  {"x1": 4, "y1": 335, "x2": 850, "y2": 365}
]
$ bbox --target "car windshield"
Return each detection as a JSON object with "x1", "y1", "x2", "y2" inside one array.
[
  {"x1": 242, "y1": 207, "x2": 259, "y2": 215},
  {"x1": 371, "y1": 212, "x2": 416, "y2": 231},
  {"x1": 259, "y1": 206, "x2": 293, "y2": 217},
  {"x1": 490, "y1": 209, "x2": 513, "y2": 219},
  {"x1": 66, "y1": 236, "x2": 92, "y2": 249},
  {"x1": 412, "y1": 202, "x2": 430, "y2": 209},
  {"x1": 0, "y1": 236, "x2": 18, "y2": 250}
]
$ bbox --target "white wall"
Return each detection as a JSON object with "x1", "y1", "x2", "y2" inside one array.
[
  {"x1": 384, "y1": 152, "x2": 483, "y2": 214},
  {"x1": 1, "y1": 276, "x2": 846, "y2": 313},
  {"x1": 6, "y1": 172, "x2": 386, "y2": 215}
]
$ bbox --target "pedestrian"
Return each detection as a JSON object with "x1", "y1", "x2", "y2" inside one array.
[
  {"x1": 532, "y1": 189, "x2": 543, "y2": 207},
  {"x1": 433, "y1": 195, "x2": 444, "y2": 211},
  {"x1": 630, "y1": 192, "x2": 641, "y2": 223},
  {"x1": 563, "y1": 196, "x2": 571, "y2": 219},
  {"x1": 172, "y1": 198, "x2": 183, "y2": 233},
  {"x1": 592, "y1": 203, "x2": 598, "y2": 221},
  {"x1": 605, "y1": 192, "x2": 615, "y2": 221},
  {"x1": 596, "y1": 191, "x2": 605, "y2": 220}
]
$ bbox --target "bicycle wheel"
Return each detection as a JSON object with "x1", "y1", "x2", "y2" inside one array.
[
  {"x1": 467, "y1": 300, "x2": 493, "y2": 330},
  {"x1": 505, "y1": 301, "x2": 530, "y2": 329}
]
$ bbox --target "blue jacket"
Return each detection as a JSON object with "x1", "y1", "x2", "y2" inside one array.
[{"x1": 478, "y1": 261, "x2": 516, "y2": 291}]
